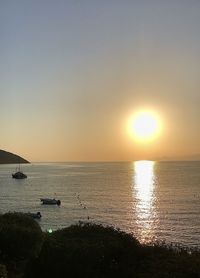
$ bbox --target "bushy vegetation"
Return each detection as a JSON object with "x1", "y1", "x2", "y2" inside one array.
[
  {"x1": 0, "y1": 213, "x2": 43, "y2": 260},
  {"x1": 25, "y1": 222, "x2": 141, "y2": 278},
  {"x1": 0, "y1": 213, "x2": 200, "y2": 278},
  {"x1": 0, "y1": 213, "x2": 43, "y2": 278},
  {"x1": 0, "y1": 264, "x2": 7, "y2": 278}
]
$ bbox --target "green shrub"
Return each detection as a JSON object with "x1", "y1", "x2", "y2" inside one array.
[
  {"x1": 0, "y1": 213, "x2": 43, "y2": 262},
  {"x1": 25, "y1": 222, "x2": 200, "y2": 278},
  {"x1": 25, "y1": 222, "x2": 140, "y2": 278},
  {"x1": 0, "y1": 264, "x2": 7, "y2": 278},
  {"x1": 0, "y1": 216, "x2": 199, "y2": 278}
]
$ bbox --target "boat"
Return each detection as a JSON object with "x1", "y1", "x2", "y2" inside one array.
[
  {"x1": 40, "y1": 198, "x2": 61, "y2": 205},
  {"x1": 25, "y1": 212, "x2": 42, "y2": 219},
  {"x1": 12, "y1": 171, "x2": 27, "y2": 179},
  {"x1": 12, "y1": 164, "x2": 27, "y2": 179}
]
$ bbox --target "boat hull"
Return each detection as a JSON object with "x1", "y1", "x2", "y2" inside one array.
[
  {"x1": 12, "y1": 171, "x2": 27, "y2": 179},
  {"x1": 40, "y1": 198, "x2": 61, "y2": 205}
]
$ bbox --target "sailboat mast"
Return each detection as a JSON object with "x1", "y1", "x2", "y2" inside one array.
[{"x1": 18, "y1": 159, "x2": 20, "y2": 171}]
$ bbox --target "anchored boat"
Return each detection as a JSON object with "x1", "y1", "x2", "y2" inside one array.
[
  {"x1": 12, "y1": 171, "x2": 27, "y2": 179},
  {"x1": 12, "y1": 164, "x2": 27, "y2": 179},
  {"x1": 40, "y1": 198, "x2": 61, "y2": 206}
]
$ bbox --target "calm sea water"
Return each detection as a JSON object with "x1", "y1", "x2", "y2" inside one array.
[{"x1": 0, "y1": 161, "x2": 200, "y2": 248}]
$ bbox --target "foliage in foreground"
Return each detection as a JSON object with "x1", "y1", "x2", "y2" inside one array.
[
  {"x1": 0, "y1": 213, "x2": 200, "y2": 278},
  {"x1": 0, "y1": 213, "x2": 43, "y2": 278}
]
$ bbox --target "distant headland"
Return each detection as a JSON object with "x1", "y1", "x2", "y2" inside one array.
[{"x1": 0, "y1": 150, "x2": 30, "y2": 164}]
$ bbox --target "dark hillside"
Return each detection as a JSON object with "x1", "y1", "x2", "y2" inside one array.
[{"x1": 0, "y1": 150, "x2": 29, "y2": 164}]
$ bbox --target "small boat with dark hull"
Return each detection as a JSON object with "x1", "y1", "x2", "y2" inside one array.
[
  {"x1": 40, "y1": 198, "x2": 61, "y2": 206},
  {"x1": 12, "y1": 171, "x2": 27, "y2": 179},
  {"x1": 12, "y1": 163, "x2": 27, "y2": 179}
]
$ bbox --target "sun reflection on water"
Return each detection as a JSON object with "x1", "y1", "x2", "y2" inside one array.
[{"x1": 133, "y1": 160, "x2": 157, "y2": 243}]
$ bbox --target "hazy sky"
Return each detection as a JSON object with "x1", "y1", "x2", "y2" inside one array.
[{"x1": 1, "y1": 0, "x2": 200, "y2": 162}]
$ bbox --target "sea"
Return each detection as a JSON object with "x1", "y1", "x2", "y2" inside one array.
[{"x1": 0, "y1": 161, "x2": 200, "y2": 249}]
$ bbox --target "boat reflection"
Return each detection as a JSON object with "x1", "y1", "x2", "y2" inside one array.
[{"x1": 133, "y1": 160, "x2": 157, "y2": 243}]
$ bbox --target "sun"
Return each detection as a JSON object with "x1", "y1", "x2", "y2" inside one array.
[{"x1": 127, "y1": 110, "x2": 162, "y2": 142}]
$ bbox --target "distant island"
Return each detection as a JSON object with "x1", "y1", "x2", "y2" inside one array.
[{"x1": 0, "y1": 150, "x2": 30, "y2": 164}]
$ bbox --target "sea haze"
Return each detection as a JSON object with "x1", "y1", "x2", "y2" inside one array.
[{"x1": 0, "y1": 161, "x2": 200, "y2": 248}]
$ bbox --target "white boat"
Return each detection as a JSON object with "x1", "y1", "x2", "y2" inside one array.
[{"x1": 40, "y1": 198, "x2": 61, "y2": 205}]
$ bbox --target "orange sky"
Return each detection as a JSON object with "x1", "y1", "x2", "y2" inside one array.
[{"x1": 1, "y1": 1, "x2": 200, "y2": 162}]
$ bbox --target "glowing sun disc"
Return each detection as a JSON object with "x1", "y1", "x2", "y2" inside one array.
[{"x1": 128, "y1": 110, "x2": 162, "y2": 142}]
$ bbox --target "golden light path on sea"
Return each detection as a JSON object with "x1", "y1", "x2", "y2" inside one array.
[{"x1": 132, "y1": 160, "x2": 157, "y2": 243}]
